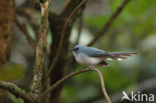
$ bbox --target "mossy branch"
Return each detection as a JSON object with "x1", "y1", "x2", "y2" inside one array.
[
  {"x1": 30, "y1": 0, "x2": 50, "y2": 97},
  {"x1": 0, "y1": 81, "x2": 33, "y2": 102}
]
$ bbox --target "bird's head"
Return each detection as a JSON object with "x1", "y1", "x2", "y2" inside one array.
[{"x1": 70, "y1": 45, "x2": 83, "y2": 54}]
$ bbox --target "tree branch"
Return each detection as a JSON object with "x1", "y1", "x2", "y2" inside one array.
[
  {"x1": 15, "y1": 17, "x2": 36, "y2": 51},
  {"x1": 30, "y1": 0, "x2": 50, "y2": 96},
  {"x1": 98, "y1": 78, "x2": 156, "y2": 103},
  {"x1": 93, "y1": 68, "x2": 111, "y2": 103},
  {"x1": 0, "y1": 0, "x2": 14, "y2": 67},
  {"x1": 87, "y1": 0, "x2": 131, "y2": 46},
  {"x1": 45, "y1": 0, "x2": 88, "y2": 79},
  {"x1": 43, "y1": 68, "x2": 111, "y2": 103},
  {"x1": 61, "y1": 0, "x2": 71, "y2": 13},
  {"x1": 61, "y1": 0, "x2": 86, "y2": 18},
  {"x1": 74, "y1": 12, "x2": 83, "y2": 45},
  {"x1": 0, "y1": 81, "x2": 33, "y2": 102}
]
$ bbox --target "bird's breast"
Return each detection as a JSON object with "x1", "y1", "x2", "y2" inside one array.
[{"x1": 73, "y1": 52, "x2": 102, "y2": 66}]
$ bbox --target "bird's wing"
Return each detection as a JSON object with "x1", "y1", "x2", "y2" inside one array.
[
  {"x1": 84, "y1": 47, "x2": 108, "y2": 57},
  {"x1": 83, "y1": 47, "x2": 138, "y2": 59},
  {"x1": 85, "y1": 47, "x2": 138, "y2": 60}
]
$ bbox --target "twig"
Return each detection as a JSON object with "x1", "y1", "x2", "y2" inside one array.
[
  {"x1": 87, "y1": 0, "x2": 131, "y2": 46},
  {"x1": 45, "y1": 0, "x2": 88, "y2": 79},
  {"x1": 101, "y1": 78, "x2": 156, "y2": 103},
  {"x1": 15, "y1": 17, "x2": 36, "y2": 51},
  {"x1": 0, "y1": 81, "x2": 33, "y2": 102},
  {"x1": 16, "y1": 9, "x2": 40, "y2": 41},
  {"x1": 30, "y1": 0, "x2": 50, "y2": 95},
  {"x1": 75, "y1": 12, "x2": 83, "y2": 45},
  {"x1": 42, "y1": 68, "x2": 111, "y2": 103},
  {"x1": 62, "y1": 0, "x2": 71, "y2": 13},
  {"x1": 93, "y1": 68, "x2": 111, "y2": 103}
]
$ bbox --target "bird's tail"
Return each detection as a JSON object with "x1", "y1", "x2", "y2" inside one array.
[{"x1": 106, "y1": 52, "x2": 138, "y2": 61}]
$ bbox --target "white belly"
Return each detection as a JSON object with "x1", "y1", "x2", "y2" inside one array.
[{"x1": 73, "y1": 52, "x2": 102, "y2": 66}]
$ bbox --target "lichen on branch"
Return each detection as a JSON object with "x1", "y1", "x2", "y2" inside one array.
[
  {"x1": 30, "y1": 0, "x2": 50, "y2": 98},
  {"x1": 0, "y1": 81, "x2": 32, "y2": 102}
]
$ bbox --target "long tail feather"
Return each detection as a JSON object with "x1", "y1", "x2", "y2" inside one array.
[{"x1": 106, "y1": 52, "x2": 138, "y2": 60}]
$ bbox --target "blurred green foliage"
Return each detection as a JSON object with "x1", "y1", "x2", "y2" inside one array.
[
  {"x1": 0, "y1": 64, "x2": 25, "y2": 81},
  {"x1": 62, "y1": 0, "x2": 156, "y2": 102},
  {"x1": 8, "y1": 93, "x2": 24, "y2": 103}
]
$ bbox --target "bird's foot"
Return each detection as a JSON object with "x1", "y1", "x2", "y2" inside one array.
[{"x1": 88, "y1": 65, "x2": 94, "y2": 69}]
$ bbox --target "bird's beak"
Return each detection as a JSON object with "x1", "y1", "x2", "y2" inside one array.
[{"x1": 70, "y1": 48, "x2": 74, "y2": 51}]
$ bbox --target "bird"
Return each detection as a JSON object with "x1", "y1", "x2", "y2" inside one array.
[{"x1": 71, "y1": 45, "x2": 138, "y2": 67}]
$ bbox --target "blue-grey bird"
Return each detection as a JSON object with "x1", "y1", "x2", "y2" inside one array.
[{"x1": 71, "y1": 45, "x2": 137, "y2": 66}]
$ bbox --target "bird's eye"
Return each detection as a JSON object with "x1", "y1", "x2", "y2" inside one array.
[{"x1": 73, "y1": 47, "x2": 79, "y2": 51}]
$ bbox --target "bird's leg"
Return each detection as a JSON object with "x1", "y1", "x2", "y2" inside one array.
[{"x1": 88, "y1": 65, "x2": 94, "y2": 69}]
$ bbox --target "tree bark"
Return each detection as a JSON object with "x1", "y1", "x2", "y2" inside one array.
[
  {"x1": 0, "y1": 0, "x2": 14, "y2": 102},
  {"x1": 0, "y1": 0, "x2": 14, "y2": 67},
  {"x1": 49, "y1": 14, "x2": 71, "y2": 103},
  {"x1": 48, "y1": 1, "x2": 86, "y2": 102}
]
